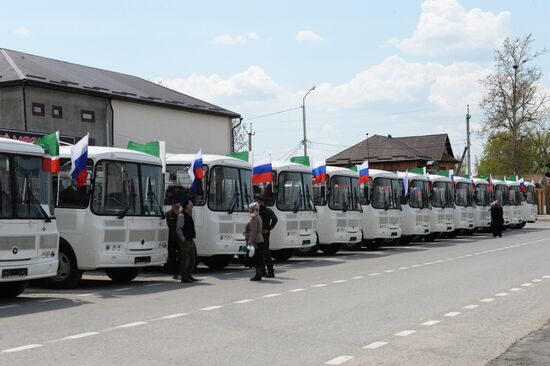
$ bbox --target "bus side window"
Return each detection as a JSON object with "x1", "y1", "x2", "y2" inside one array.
[{"x1": 57, "y1": 158, "x2": 93, "y2": 208}]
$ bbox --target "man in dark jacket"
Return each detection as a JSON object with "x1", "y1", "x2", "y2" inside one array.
[
  {"x1": 257, "y1": 197, "x2": 278, "y2": 278},
  {"x1": 165, "y1": 199, "x2": 181, "y2": 278},
  {"x1": 176, "y1": 199, "x2": 198, "y2": 283},
  {"x1": 490, "y1": 200, "x2": 504, "y2": 238}
]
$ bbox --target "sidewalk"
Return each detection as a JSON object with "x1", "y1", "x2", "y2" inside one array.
[
  {"x1": 537, "y1": 214, "x2": 550, "y2": 222},
  {"x1": 488, "y1": 319, "x2": 550, "y2": 365}
]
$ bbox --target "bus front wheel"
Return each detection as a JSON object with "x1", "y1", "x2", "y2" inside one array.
[
  {"x1": 320, "y1": 243, "x2": 341, "y2": 255},
  {"x1": 341, "y1": 241, "x2": 362, "y2": 251},
  {"x1": 105, "y1": 268, "x2": 140, "y2": 283},
  {"x1": 270, "y1": 249, "x2": 295, "y2": 262},
  {"x1": 201, "y1": 255, "x2": 234, "y2": 270},
  {"x1": 363, "y1": 239, "x2": 383, "y2": 250},
  {"x1": 296, "y1": 245, "x2": 318, "y2": 256},
  {"x1": 44, "y1": 241, "x2": 82, "y2": 289},
  {"x1": 0, "y1": 281, "x2": 28, "y2": 298}
]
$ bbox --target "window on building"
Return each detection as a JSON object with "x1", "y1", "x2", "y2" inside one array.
[
  {"x1": 52, "y1": 105, "x2": 63, "y2": 119},
  {"x1": 32, "y1": 103, "x2": 45, "y2": 116},
  {"x1": 81, "y1": 110, "x2": 95, "y2": 123}
]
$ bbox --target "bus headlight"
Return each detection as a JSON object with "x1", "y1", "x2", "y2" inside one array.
[{"x1": 106, "y1": 245, "x2": 110, "y2": 251}]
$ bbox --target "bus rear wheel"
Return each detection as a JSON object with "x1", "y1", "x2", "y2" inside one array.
[
  {"x1": 43, "y1": 242, "x2": 82, "y2": 289},
  {"x1": 0, "y1": 281, "x2": 28, "y2": 298},
  {"x1": 270, "y1": 249, "x2": 295, "y2": 262},
  {"x1": 201, "y1": 255, "x2": 234, "y2": 270},
  {"x1": 399, "y1": 235, "x2": 414, "y2": 245},
  {"x1": 320, "y1": 243, "x2": 341, "y2": 255},
  {"x1": 447, "y1": 230, "x2": 458, "y2": 238},
  {"x1": 105, "y1": 268, "x2": 140, "y2": 283}
]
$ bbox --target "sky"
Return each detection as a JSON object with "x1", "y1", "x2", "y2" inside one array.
[{"x1": 2, "y1": 0, "x2": 550, "y2": 168}]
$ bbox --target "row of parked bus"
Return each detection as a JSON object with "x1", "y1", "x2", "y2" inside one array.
[{"x1": 0, "y1": 139, "x2": 538, "y2": 297}]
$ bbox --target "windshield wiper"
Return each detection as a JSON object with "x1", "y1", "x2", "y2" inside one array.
[
  {"x1": 118, "y1": 192, "x2": 137, "y2": 219},
  {"x1": 227, "y1": 191, "x2": 240, "y2": 214},
  {"x1": 24, "y1": 177, "x2": 51, "y2": 222},
  {"x1": 147, "y1": 189, "x2": 165, "y2": 219},
  {"x1": 292, "y1": 191, "x2": 303, "y2": 213}
]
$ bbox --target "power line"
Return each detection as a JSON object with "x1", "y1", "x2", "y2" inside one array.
[{"x1": 243, "y1": 106, "x2": 302, "y2": 122}]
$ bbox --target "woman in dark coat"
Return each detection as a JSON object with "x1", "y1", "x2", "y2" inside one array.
[
  {"x1": 245, "y1": 202, "x2": 265, "y2": 281},
  {"x1": 490, "y1": 200, "x2": 504, "y2": 238}
]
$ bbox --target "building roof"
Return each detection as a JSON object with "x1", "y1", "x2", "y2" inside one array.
[
  {"x1": 0, "y1": 48, "x2": 240, "y2": 118},
  {"x1": 327, "y1": 133, "x2": 458, "y2": 166}
]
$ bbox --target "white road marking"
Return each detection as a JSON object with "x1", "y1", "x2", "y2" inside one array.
[
  {"x1": 288, "y1": 288, "x2": 306, "y2": 292},
  {"x1": 368, "y1": 273, "x2": 381, "y2": 276},
  {"x1": 233, "y1": 299, "x2": 254, "y2": 304},
  {"x1": 464, "y1": 305, "x2": 479, "y2": 309},
  {"x1": 422, "y1": 320, "x2": 440, "y2": 326},
  {"x1": 352, "y1": 276, "x2": 365, "y2": 280},
  {"x1": 116, "y1": 321, "x2": 147, "y2": 328},
  {"x1": 509, "y1": 288, "x2": 522, "y2": 291},
  {"x1": 0, "y1": 304, "x2": 19, "y2": 310},
  {"x1": 332, "y1": 280, "x2": 347, "y2": 283},
  {"x1": 532, "y1": 279, "x2": 542, "y2": 282},
  {"x1": 312, "y1": 283, "x2": 328, "y2": 288},
  {"x1": 521, "y1": 283, "x2": 533, "y2": 287},
  {"x1": 113, "y1": 287, "x2": 131, "y2": 292},
  {"x1": 161, "y1": 313, "x2": 188, "y2": 319},
  {"x1": 324, "y1": 356, "x2": 354, "y2": 365},
  {"x1": 543, "y1": 275, "x2": 550, "y2": 279},
  {"x1": 144, "y1": 283, "x2": 162, "y2": 287},
  {"x1": 411, "y1": 264, "x2": 421, "y2": 267},
  {"x1": 62, "y1": 332, "x2": 99, "y2": 340},
  {"x1": 384, "y1": 270, "x2": 396, "y2": 273},
  {"x1": 200, "y1": 305, "x2": 223, "y2": 311},
  {"x1": 363, "y1": 342, "x2": 388, "y2": 349},
  {"x1": 395, "y1": 330, "x2": 416, "y2": 337},
  {"x1": 481, "y1": 298, "x2": 495, "y2": 303},
  {"x1": 263, "y1": 293, "x2": 281, "y2": 298},
  {"x1": 399, "y1": 267, "x2": 409, "y2": 270},
  {"x1": 496, "y1": 293, "x2": 509, "y2": 297},
  {"x1": 423, "y1": 262, "x2": 434, "y2": 265},
  {"x1": 77, "y1": 293, "x2": 98, "y2": 297},
  {"x1": 38, "y1": 298, "x2": 61, "y2": 303},
  {"x1": 2, "y1": 344, "x2": 42, "y2": 353},
  {"x1": 444, "y1": 312, "x2": 461, "y2": 317}
]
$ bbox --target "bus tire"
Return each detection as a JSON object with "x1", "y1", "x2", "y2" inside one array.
[
  {"x1": 517, "y1": 222, "x2": 526, "y2": 229},
  {"x1": 424, "y1": 233, "x2": 438, "y2": 242},
  {"x1": 447, "y1": 230, "x2": 458, "y2": 238},
  {"x1": 399, "y1": 235, "x2": 414, "y2": 245},
  {"x1": 341, "y1": 241, "x2": 362, "y2": 251},
  {"x1": 364, "y1": 239, "x2": 383, "y2": 250},
  {"x1": 320, "y1": 243, "x2": 341, "y2": 255},
  {"x1": 105, "y1": 268, "x2": 140, "y2": 283},
  {"x1": 201, "y1": 255, "x2": 234, "y2": 270},
  {"x1": 296, "y1": 244, "x2": 318, "y2": 256},
  {"x1": 0, "y1": 281, "x2": 28, "y2": 298},
  {"x1": 43, "y1": 240, "x2": 82, "y2": 289},
  {"x1": 270, "y1": 249, "x2": 295, "y2": 262}
]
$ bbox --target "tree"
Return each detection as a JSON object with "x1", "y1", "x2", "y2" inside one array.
[
  {"x1": 479, "y1": 34, "x2": 548, "y2": 175},
  {"x1": 232, "y1": 120, "x2": 249, "y2": 152}
]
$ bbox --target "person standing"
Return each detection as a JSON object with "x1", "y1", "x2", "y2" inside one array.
[
  {"x1": 490, "y1": 200, "x2": 504, "y2": 238},
  {"x1": 245, "y1": 202, "x2": 264, "y2": 281},
  {"x1": 176, "y1": 200, "x2": 198, "y2": 283},
  {"x1": 257, "y1": 197, "x2": 278, "y2": 278},
  {"x1": 165, "y1": 198, "x2": 181, "y2": 278}
]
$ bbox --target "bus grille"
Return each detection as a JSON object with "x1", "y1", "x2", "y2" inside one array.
[
  {"x1": 337, "y1": 219, "x2": 347, "y2": 228},
  {"x1": 157, "y1": 229, "x2": 168, "y2": 241},
  {"x1": 129, "y1": 230, "x2": 156, "y2": 242},
  {"x1": 40, "y1": 235, "x2": 58, "y2": 249},
  {"x1": 0, "y1": 236, "x2": 35, "y2": 250},
  {"x1": 287, "y1": 221, "x2": 299, "y2": 231},
  {"x1": 235, "y1": 223, "x2": 246, "y2": 235},
  {"x1": 219, "y1": 223, "x2": 233, "y2": 234},
  {"x1": 104, "y1": 230, "x2": 126, "y2": 243},
  {"x1": 348, "y1": 219, "x2": 359, "y2": 228},
  {"x1": 300, "y1": 221, "x2": 313, "y2": 230}
]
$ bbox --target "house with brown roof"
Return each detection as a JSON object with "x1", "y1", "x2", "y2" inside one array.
[{"x1": 327, "y1": 133, "x2": 459, "y2": 172}]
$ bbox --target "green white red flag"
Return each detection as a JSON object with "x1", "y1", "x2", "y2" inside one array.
[{"x1": 34, "y1": 131, "x2": 60, "y2": 173}]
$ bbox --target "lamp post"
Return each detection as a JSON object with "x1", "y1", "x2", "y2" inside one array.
[{"x1": 302, "y1": 85, "x2": 316, "y2": 156}]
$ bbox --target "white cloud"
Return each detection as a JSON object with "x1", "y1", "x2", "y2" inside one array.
[
  {"x1": 389, "y1": 0, "x2": 510, "y2": 54},
  {"x1": 296, "y1": 30, "x2": 322, "y2": 43},
  {"x1": 13, "y1": 27, "x2": 31, "y2": 36},
  {"x1": 211, "y1": 32, "x2": 260, "y2": 45}
]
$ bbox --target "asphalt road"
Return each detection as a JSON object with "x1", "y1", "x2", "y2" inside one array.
[{"x1": 1, "y1": 221, "x2": 550, "y2": 366}]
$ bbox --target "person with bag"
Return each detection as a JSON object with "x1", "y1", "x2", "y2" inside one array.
[
  {"x1": 176, "y1": 199, "x2": 198, "y2": 283},
  {"x1": 245, "y1": 202, "x2": 264, "y2": 281},
  {"x1": 257, "y1": 197, "x2": 278, "y2": 278}
]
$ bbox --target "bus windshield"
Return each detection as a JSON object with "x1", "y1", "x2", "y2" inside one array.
[
  {"x1": 409, "y1": 179, "x2": 430, "y2": 209},
  {"x1": 208, "y1": 166, "x2": 252, "y2": 212},
  {"x1": 0, "y1": 154, "x2": 53, "y2": 219},
  {"x1": 329, "y1": 175, "x2": 361, "y2": 211},
  {"x1": 92, "y1": 161, "x2": 163, "y2": 217},
  {"x1": 371, "y1": 177, "x2": 400, "y2": 210},
  {"x1": 277, "y1": 171, "x2": 315, "y2": 212},
  {"x1": 432, "y1": 181, "x2": 453, "y2": 208},
  {"x1": 508, "y1": 186, "x2": 520, "y2": 206},
  {"x1": 525, "y1": 186, "x2": 536, "y2": 205},
  {"x1": 165, "y1": 164, "x2": 207, "y2": 206},
  {"x1": 455, "y1": 182, "x2": 472, "y2": 207},
  {"x1": 475, "y1": 184, "x2": 491, "y2": 206},
  {"x1": 494, "y1": 185, "x2": 508, "y2": 205}
]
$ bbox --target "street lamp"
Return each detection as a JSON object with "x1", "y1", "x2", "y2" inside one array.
[{"x1": 302, "y1": 85, "x2": 316, "y2": 156}]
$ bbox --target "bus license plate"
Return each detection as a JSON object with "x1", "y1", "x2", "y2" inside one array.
[
  {"x1": 350, "y1": 237, "x2": 357, "y2": 242},
  {"x1": 2, "y1": 268, "x2": 28, "y2": 278},
  {"x1": 391, "y1": 232, "x2": 398, "y2": 237},
  {"x1": 302, "y1": 240, "x2": 311, "y2": 245},
  {"x1": 134, "y1": 256, "x2": 151, "y2": 264}
]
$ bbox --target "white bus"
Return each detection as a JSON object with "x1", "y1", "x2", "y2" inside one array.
[
  {"x1": 360, "y1": 169, "x2": 401, "y2": 249},
  {"x1": 47, "y1": 146, "x2": 168, "y2": 288},
  {"x1": 397, "y1": 172, "x2": 431, "y2": 244},
  {"x1": 520, "y1": 181, "x2": 537, "y2": 227},
  {"x1": 449, "y1": 176, "x2": 475, "y2": 237},
  {"x1": 309, "y1": 166, "x2": 362, "y2": 254},
  {"x1": 254, "y1": 161, "x2": 317, "y2": 261},
  {"x1": 492, "y1": 180, "x2": 511, "y2": 227},
  {"x1": 0, "y1": 138, "x2": 58, "y2": 298},
  {"x1": 506, "y1": 180, "x2": 524, "y2": 228},
  {"x1": 472, "y1": 178, "x2": 492, "y2": 231},
  {"x1": 424, "y1": 174, "x2": 454, "y2": 241},
  {"x1": 165, "y1": 154, "x2": 252, "y2": 269}
]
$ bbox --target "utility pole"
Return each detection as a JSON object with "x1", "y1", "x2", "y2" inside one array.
[
  {"x1": 247, "y1": 122, "x2": 255, "y2": 152},
  {"x1": 466, "y1": 105, "x2": 471, "y2": 176},
  {"x1": 302, "y1": 86, "x2": 316, "y2": 156}
]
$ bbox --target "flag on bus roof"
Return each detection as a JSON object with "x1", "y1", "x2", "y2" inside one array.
[
  {"x1": 127, "y1": 140, "x2": 166, "y2": 173},
  {"x1": 188, "y1": 149, "x2": 204, "y2": 192},
  {"x1": 71, "y1": 134, "x2": 89, "y2": 188},
  {"x1": 34, "y1": 131, "x2": 60, "y2": 173},
  {"x1": 402, "y1": 170, "x2": 409, "y2": 197},
  {"x1": 252, "y1": 157, "x2": 272, "y2": 184},
  {"x1": 358, "y1": 161, "x2": 369, "y2": 184},
  {"x1": 449, "y1": 169, "x2": 455, "y2": 186},
  {"x1": 290, "y1": 156, "x2": 310, "y2": 166},
  {"x1": 519, "y1": 177, "x2": 526, "y2": 191},
  {"x1": 312, "y1": 159, "x2": 327, "y2": 184}
]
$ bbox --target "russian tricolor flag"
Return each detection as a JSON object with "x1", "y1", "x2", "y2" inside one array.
[
  {"x1": 519, "y1": 177, "x2": 526, "y2": 191},
  {"x1": 312, "y1": 159, "x2": 327, "y2": 184},
  {"x1": 188, "y1": 149, "x2": 204, "y2": 192},
  {"x1": 252, "y1": 157, "x2": 272, "y2": 184},
  {"x1": 71, "y1": 134, "x2": 89, "y2": 188},
  {"x1": 449, "y1": 169, "x2": 455, "y2": 186},
  {"x1": 487, "y1": 174, "x2": 494, "y2": 192},
  {"x1": 358, "y1": 161, "x2": 369, "y2": 184}
]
